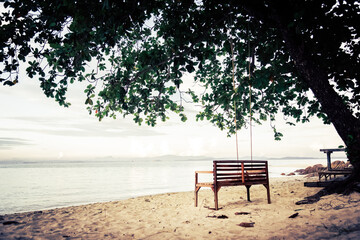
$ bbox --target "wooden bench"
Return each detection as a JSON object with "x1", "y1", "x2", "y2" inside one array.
[
  {"x1": 318, "y1": 169, "x2": 352, "y2": 181},
  {"x1": 195, "y1": 160, "x2": 271, "y2": 210},
  {"x1": 317, "y1": 152, "x2": 352, "y2": 181}
]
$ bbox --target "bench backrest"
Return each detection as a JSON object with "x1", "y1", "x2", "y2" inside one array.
[{"x1": 213, "y1": 160, "x2": 269, "y2": 187}]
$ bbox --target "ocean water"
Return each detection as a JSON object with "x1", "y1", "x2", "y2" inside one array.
[{"x1": 0, "y1": 158, "x2": 331, "y2": 215}]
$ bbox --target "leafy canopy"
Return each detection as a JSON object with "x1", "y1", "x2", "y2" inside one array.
[{"x1": 1, "y1": 0, "x2": 359, "y2": 139}]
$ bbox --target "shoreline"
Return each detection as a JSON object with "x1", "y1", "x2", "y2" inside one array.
[
  {"x1": 1, "y1": 176, "x2": 360, "y2": 239},
  {"x1": 0, "y1": 176, "x2": 292, "y2": 216},
  {"x1": 1, "y1": 158, "x2": 331, "y2": 216},
  {"x1": 0, "y1": 175, "x2": 308, "y2": 216}
]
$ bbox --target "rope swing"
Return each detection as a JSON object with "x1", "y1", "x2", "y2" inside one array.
[
  {"x1": 229, "y1": 39, "x2": 239, "y2": 160},
  {"x1": 229, "y1": 38, "x2": 253, "y2": 161},
  {"x1": 248, "y1": 40, "x2": 253, "y2": 161}
]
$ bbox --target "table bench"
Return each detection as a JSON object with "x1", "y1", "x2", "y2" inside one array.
[
  {"x1": 195, "y1": 160, "x2": 271, "y2": 210},
  {"x1": 318, "y1": 148, "x2": 352, "y2": 181},
  {"x1": 318, "y1": 169, "x2": 352, "y2": 181}
]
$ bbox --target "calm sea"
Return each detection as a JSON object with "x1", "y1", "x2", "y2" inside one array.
[{"x1": 0, "y1": 158, "x2": 330, "y2": 215}]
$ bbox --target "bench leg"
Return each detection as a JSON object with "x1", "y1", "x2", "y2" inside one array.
[
  {"x1": 195, "y1": 187, "x2": 201, "y2": 207},
  {"x1": 246, "y1": 185, "x2": 251, "y2": 202},
  {"x1": 214, "y1": 191, "x2": 218, "y2": 210},
  {"x1": 264, "y1": 184, "x2": 271, "y2": 204},
  {"x1": 214, "y1": 187, "x2": 221, "y2": 210}
]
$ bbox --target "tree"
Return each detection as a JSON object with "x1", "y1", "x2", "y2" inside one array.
[{"x1": 1, "y1": 0, "x2": 359, "y2": 193}]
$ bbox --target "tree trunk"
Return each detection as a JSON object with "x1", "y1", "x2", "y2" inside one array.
[
  {"x1": 270, "y1": 4, "x2": 360, "y2": 193},
  {"x1": 240, "y1": 1, "x2": 360, "y2": 194},
  {"x1": 239, "y1": 2, "x2": 360, "y2": 196}
]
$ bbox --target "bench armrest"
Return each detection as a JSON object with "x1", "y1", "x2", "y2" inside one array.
[
  {"x1": 195, "y1": 171, "x2": 213, "y2": 184},
  {"x1": 195, "y1": 171, "x2": 213, "y2": 174}
]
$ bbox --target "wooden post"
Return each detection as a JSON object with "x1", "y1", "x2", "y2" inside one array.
[
  {"x1": 241, "y1": 162, "x2": 245, "y2": 183},
  {"x1": 246, "y1": 185, "x2": 251, "y2": 201},
  {"x1": 326, "y1": 151, "x2": 332, "y2": 170},
  {"x1": 195, "y1": 172, "x2": 198, "y2": 207},
  {"x1": 320, "y1": 148, "x2": 345, "y2": 170},
  {"x1": 265, "y1": 161, "x2": 271, "y2": 204},
  {"x1": 213, "y1": 161, "x2": 218, "y2": 210}
]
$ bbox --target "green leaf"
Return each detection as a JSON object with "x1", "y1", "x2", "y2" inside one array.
[
  {"x1": 3, "y1": 81, "x2": 15, "y2": 86},
  {"x1": 85, "y1": 98, "x2": 93, "y2": 105},
  {"x1": 180, "y1": 113, "x2": 187, "y2": 122}
]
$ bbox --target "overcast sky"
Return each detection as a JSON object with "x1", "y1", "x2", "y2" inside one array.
[
  {"x1": 0, "y1": 3, "x2": 346, "y2": 162},
  {"x1": 0, "y1": 70, "x2": 346, "y2": 162}
]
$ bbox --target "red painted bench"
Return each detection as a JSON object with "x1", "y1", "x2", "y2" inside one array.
[{"x1": 195, "y1": 160, "x2": 271, "y2": 210}]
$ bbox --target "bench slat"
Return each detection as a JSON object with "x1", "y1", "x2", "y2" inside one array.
[
  {"x1": 216, "y1": 173, "x2": 245, "y2": 177},
  {"x1": 214, "y1": 160, "x2": 268, "y2": 163},
  {"x1": 217, "y1": 176, "x2": 242, "y2": 180},
  {"x1": 219, "y1": 170, "x2": 262, "y2": 173},
  {"x1": 217, "y1": 180, "x2": 243, "y2": 185},
  {"x1": 245, "y1": 176, "x2": 266, "y2": 179},
  {"x1": 217, "y1": 164, "x2": 266, "y2": 167},
  {"x1": 243, "y1": 167, "x2": 266, "y2": 170},
  {"x1": 216, "y1": 168, "x2": 243, "y2": 171},
  {"x1": 217, "y1": 167, "x2": 266, "y2": 170},
  {"x1": 246, "y1": 175, "x2": 267, "y2": 178}
]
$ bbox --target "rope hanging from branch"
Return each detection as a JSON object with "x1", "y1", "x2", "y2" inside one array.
[
  {"x1": 248, "y1": 40, "x2": 253, "y2": 161},
  {"x1": 229, "y1": 39, "x2": 239, "y2": 160},
  {"x1": 229, "y1": 38, "x2": 253, "y2": 161}
]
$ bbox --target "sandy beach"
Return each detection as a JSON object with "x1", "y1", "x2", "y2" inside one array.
[{"x1": 1, "y1": 176, "x2": 360, "y2": 240}]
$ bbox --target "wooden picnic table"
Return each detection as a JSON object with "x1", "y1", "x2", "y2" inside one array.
[
  {"x1": 318, "y1": 148, "x2": 351, "y2": 181},
  {"x1": 320, "y1": 148, "x2": 345, "y2": 170},
  {"x1": 305, "y1": 148, "x2": 351, "y2": 185}
]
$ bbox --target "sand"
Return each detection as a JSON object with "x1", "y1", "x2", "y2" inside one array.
[{"x1": 1, "y1": 176, "x2": 360, "y2": 240}]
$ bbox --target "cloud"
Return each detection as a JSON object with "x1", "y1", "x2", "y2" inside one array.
[
  {"x1": 0, "y1": 115, "x2": 164, "y2": 138},
  {"x1": 0, "y1": 137, "x2": 31, "y2": 149}
]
